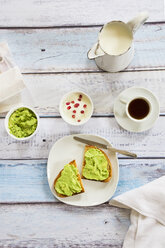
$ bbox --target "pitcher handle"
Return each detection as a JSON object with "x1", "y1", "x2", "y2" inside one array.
[
  {"x1": 127, "y1": 11, "x2": 149, "y2": 34},
  {"x1": 87, "y1": 43, "x2": 105, "y2": 60}
]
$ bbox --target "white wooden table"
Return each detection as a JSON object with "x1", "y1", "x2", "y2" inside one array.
[{"x1": 0, "y1": 1, "x2": 165, "y2": 247}]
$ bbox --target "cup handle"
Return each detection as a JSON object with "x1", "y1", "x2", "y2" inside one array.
[
  {"x1": 119, "y1": 96, "x2": 128, "y2": 104},
  {"x1": 127, "y1": 11, "x2": 149, "y2": 34},
  {"x1": 115, "y1": 97, "x2": 128, "y2": 117}
]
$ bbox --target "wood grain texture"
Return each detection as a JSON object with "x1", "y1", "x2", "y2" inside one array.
[
  {"x1": 0, "y1": 0, "x2": 163, "y2": 27},
  {"x1": 0, "y1": 24, "x2": 165, "y2": 73},
  {"x1": 0, "y1": 0, "x2": 164, "y2": 247},
  {"x1": 0, "y1": 117, "x2": 165, "y2": 160},
  {"x1": 0, "y1": 159, "x2": 165, "y2": 203},
  {"x1": 20, "y1": 70, "x2": 165, "y2": 116},
  {"x1": 0, "y1": 203, "x2": 129, "y2": 248}
]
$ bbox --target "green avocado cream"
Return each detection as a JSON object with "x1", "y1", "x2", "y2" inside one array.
[
  {"x1": 55, "y1": 164, "x2": 82, "y2": 196},
  {"x1": 82, "y1": 148, "x2": 109, "y2": 181},
  {"x1": 8, "y1": 107, "x2": 38, "y2": 138}
]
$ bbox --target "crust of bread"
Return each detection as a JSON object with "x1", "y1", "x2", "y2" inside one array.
[
  {"x1": 81, "y1": 145, "x2": 112, "y2": 182},
  {"x1": 54, "y1": 160, "x2": 85, "y2": 197}
]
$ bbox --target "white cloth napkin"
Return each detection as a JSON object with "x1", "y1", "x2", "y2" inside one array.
[
  {"x1": 109, "y1": 176, "x2": 165, "y2": 248},
  {"x1": 0, "y1": 42, "x2": 14, "y2": 72},
  {"x1": 0, "y1": 42, "x2": 25, "y2": 113}
]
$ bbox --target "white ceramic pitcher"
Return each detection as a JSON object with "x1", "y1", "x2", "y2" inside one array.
[{"x1": 87, "y1": 12, "x2": 149, "y2": 72}]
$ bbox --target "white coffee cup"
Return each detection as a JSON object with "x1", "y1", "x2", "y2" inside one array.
[{"x1": 120, "y1": 96, "x2": 151, "y2": 122}]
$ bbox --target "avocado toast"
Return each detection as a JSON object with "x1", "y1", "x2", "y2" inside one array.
[
  {"x1": 82, "y1": 145, "x2": 112, "y2": 182},
  {"x1": 54, "y1": 160, "x2": 84, "y2": 197}
]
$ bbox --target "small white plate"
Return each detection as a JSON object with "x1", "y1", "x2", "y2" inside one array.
[
  {"x1": 47, "y1": 134, "x2": 119, "y2": 206},
  {"x1": 114, "y1": 87, "x2": 160, "y2": 132}
]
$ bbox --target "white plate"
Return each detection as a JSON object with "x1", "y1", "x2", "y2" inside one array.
[
  {"x1": 47, "y1": 134, "x2": 119, "y2": 206},
  {"x1": 114, "y1": 87, "x2": 160, "y2": 132}
]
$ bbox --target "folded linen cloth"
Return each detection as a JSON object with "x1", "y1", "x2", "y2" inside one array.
[
  {"x1": 109, "y1": 176, "x2": 165, "y2": 248},
  {"x1": 0, "y1": 42, "x2": 25, "y2": 113},
  {"x1": 0, "y1": 67, "x2": 25, "y2": 103},
  {"x1": 0, "y1": 42, "x2": 14, "y2": 72}
]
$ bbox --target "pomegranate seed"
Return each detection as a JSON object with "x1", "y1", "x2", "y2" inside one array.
[
  {"x1": 72, "y1": 115, "x2": 75, "y2": 118},
  {"x1": 78, "y1": 98, "x2": 81, "y2": 101},
  {"x1": 67, "y1": 106, "x2": 71, "y2": 110},
  {"x1": 71, "y1": 101, "x2": 74, "y2": 104},
  {"x1": 77, "y1": 120, "x2": 81, "y2": 122},
  {"x1": 83, "y1": 104, "x2": 87, "y2": 108},
  {"x1": 74, "y1": 103, "x2": 79, "y2": 108},
  {"x1": 79, "y1": 95, "x2": 82, "y2": 98},
  {"x1": 66, "y1": 102, "x2": 70, "y2": 105},
  {"x1": 73, "y1": 110, "x2": 76, "y2": 113},
  {"x1": 81, "y1": 110, "x2": 84, "y2": 114}
]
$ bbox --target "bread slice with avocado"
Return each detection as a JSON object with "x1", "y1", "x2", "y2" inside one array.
[
  {"x1": 82, "y1": 145, "x2": 112, "y2": 182},
  {"x1": 54, "y1": 160, "x2": 85, "y2": 197}
]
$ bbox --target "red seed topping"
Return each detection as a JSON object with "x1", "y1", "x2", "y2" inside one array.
[
  {"x1": 77, "y1": 120, "x2": 81, "y2": 122},
  {"x1": 72, "y1": 115, "x2": 75, "y2": 118},
  {"x1": 73, "y1": 110, "x2": 76, "y2": 113},
  {"x1": 67, "y1": 106, "x2": 71, "y2": 110},
  {"x1": 71, "y1": 101, "x2": 74, "y2": 104},
  {"x1": 74, "y1": 103, "x2": 79, "y2": 108},
  {"x1": 79, "y1": 95, "x2": 82, "y2": 98},
  {"x1": 83, "y1": 104, "x2": 87, "y2": 108},
  {"x1": 78, "y1": 98, "x2": 81, "y2": 101},
  {"x1": 81, "y1": 110, "x2": 84, "y2": 114},
  {"x1": 66, "y1": 102, "x2": 70, "y2": 105}
]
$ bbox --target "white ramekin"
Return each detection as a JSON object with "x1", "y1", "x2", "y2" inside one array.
[
  {"x1": 59, "y1": 91, "x2": 93, "y2": 126},
  {"x1": 5, "y1": 105, "x2": 40, "y2": 141}
]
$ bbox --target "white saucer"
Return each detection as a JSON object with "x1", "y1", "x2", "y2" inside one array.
[
  {"x1": 114, "y1": 87, "x2": 160, "y2": 132},
  {"x1": 47, "y1": 134, "x2": 119, "y2": 207}
]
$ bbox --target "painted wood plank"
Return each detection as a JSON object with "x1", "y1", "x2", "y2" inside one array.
[
  {"x1": 20, "y1": 70, "x2": 165, "y2": 116},
  {"x1": 0, "y1": 159, "x2": 165, "y2": 203},
  {"x1": 0, "y1": 117, "x2": 165, "y2": 159},
  {"x1": 0, "y1": 203, "x2": 129, "y2": 247},
  {"x1": 0, "y1": 0, "x2": 163, "y2": 27},
  {"x1": 0, "y1": 24, "x2": 165, "y2": 73}
]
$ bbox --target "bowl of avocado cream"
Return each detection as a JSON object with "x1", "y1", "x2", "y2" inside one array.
[{"x1": 5, "y1": 106, "x2": 39, "y2": 140}]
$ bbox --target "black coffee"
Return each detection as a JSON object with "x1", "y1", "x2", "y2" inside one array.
[{"x1": 128, "y1": 98, "x2": 150, "y2": 120}]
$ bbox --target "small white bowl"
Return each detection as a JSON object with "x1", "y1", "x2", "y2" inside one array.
[
  {"x1": 59, "y1": 91, "x2": 93, "y2": 126},
  {"x1": 5, "y1": 105, "x2": 40, "y2": 141}
]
